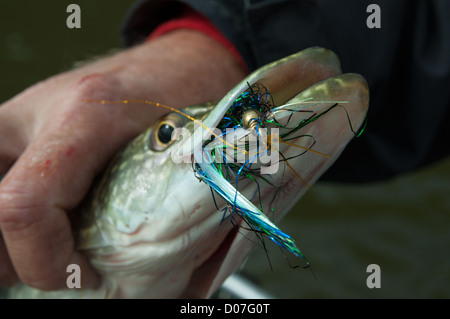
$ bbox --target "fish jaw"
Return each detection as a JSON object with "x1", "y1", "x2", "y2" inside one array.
[
  {"x1": 175, "y1": 47, "x2": 343, "y2": 158},
  {"x1": 183, "y1": 73, "x2": 369, "y2": 298}
]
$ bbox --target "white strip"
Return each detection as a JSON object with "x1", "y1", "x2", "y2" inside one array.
[{"x1": 220, "y1": 273, "x2": 274, "y2": 299}]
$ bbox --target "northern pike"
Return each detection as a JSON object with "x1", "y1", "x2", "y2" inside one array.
[{"x1": 5, "y1": 47, "x2": 369, "y2": 298}]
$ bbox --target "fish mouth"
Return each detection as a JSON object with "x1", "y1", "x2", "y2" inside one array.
[
  {"x1": 175, "y1": 47, "x2": 344, "y2": 157},
  {"x1": 175, "y1": 48, "x2": 369, "y2": 298}
]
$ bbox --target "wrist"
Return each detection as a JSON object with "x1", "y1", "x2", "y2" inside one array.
[{"x1": 147, "y1": 8, "x2": 248, "y2": 74}]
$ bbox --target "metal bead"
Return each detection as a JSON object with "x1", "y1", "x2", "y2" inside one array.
[{"x1": 242, "y1": 110, "x2": 260, "y2": 130}]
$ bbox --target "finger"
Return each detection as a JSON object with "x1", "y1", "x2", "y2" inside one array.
[
  {"x1": 0, "y1": 104, "x2": 123, "y2": 290},
  {"x1": 0, "y1": 150, "x2": 101, "y2": 290},
  {"x1": 0, "y1": 234, "x2": 18, "y2": 286},
  {"x1": 0, "y1": 106, "x2": 29, "y2": 175},
  {"x1": 0, "y1": 104, "x2": 29, "y2": 286},
  {"x1": 0, "y1": 70, "x2": 158, "y2": 291},
  {"x1": 0, "y1": 93, "x2": 157, "y2": 291}
]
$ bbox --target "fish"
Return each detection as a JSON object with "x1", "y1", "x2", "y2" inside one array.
[{"x1": 4, "y1": 47, "x2": 369, "y2": 298}]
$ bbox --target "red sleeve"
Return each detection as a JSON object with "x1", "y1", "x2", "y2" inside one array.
[{"x1": 147, "y1": 8, "x2": 248, "y2": 73}]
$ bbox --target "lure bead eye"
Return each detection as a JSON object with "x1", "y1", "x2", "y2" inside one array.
[{"x1": 242, "y1": 109, "x2": 260, "y2": 129}]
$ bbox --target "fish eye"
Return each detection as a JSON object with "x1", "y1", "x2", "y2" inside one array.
[
  {"x1": 149, "y1": 114, "x2": 185, "y2": 151},
  {"x1": 157, "y1": 123, "x2": 175, "y2": 144}
]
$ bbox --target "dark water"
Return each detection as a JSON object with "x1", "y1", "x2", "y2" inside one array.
[
  {"x1": 244, "y1": 158, "x2": 450, "y2": 298},
  {"x1": 1, "y1": 0, "x2": 135, "y2": 101},
  {"x1": 1, "y1": 1, "x2": 449, "y2": 299}
]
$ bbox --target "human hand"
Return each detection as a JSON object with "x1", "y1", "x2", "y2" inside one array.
[
  {"x1": 0, "y1": 29, "x2": 245, "y2": 290},
  {"x1": 0, "y1": 60, "x2": 157, "y2": 290}
]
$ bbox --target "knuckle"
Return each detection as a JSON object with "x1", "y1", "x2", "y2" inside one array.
[
  {"x1": 60, "y1": 73, "x2": 126, "y2": 132},
  {"x1": 0, "y1": 187, "x2": 43, "y2": 235},
  {"x1": 74, "y1": 72, "x2": 121, "y2": 101}
]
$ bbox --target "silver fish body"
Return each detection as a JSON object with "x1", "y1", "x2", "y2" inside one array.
[{"x1": 6, "y1": 47, "x2": 369, "y2": 298}]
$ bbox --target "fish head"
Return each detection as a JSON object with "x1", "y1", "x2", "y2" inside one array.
[{"x1": 77, "y1": 47, "x2": 369, "y2": 298}]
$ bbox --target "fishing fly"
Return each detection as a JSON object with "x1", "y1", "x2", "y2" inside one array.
[
  {"x1": 85, "y1": 81, "x2": 365, "y2": 264},
  {"x1": 192, "y1": 82, "x2": 361, "y2": 263}
]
